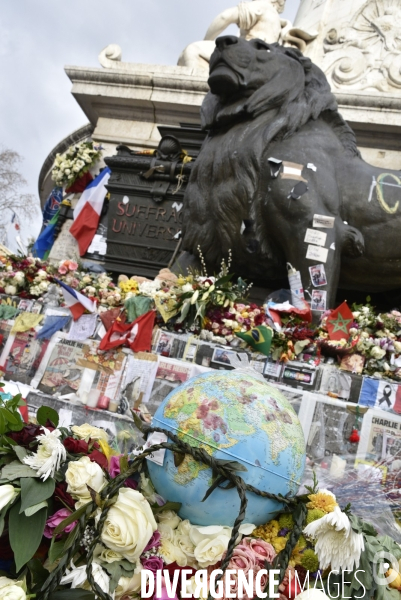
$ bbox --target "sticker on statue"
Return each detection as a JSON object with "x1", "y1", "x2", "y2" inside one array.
[
  {"x1": 304, "y1": 228, "x2": 327, "y2": 247},
  {"x1": 306, "y1": 244, "x2": 328, "y2": 263},
  {"x1": 311, "y1": 289, "x2": 327, "y2": 311},
  {"x1": 309, "y1": 264, "x2": 327, "y2": 287}
]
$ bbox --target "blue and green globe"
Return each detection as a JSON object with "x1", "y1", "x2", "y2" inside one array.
[{"x1": 147, "y1": 370, "x2": 306, "y2": 526}]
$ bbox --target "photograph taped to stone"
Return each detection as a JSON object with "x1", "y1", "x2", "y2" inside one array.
[
  {"x1": 311, "y1": 289, "x2": 327, "y2": 311},
  {"x1": 309, "y1": 263, "x2": 327, "y2": 287},
  {"x1": 211, "y1": 347, "x2": 238, "y2": 367}
]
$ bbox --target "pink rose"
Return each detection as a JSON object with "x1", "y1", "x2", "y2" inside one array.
[
  {"x1": 227, "y1": 543, "x2": 256, "y2": 574},
  {"x1": 43, "y1": 508, "x2": 77, "y2": 539},
  {"x1": 109, "y1": 455, "x2": 121, "y2": 478},
  {"x1": 242, "y1": 537, "x2": 276, "y2": 567},
  {"x1": 58, "y1": 266, "x2": 68, "y2": 275},
  {"x1": 143, "y1": 530, "x2": 161, "y2": 552},
  {"x1": 68, "y1": 261, "x2": 78, "y2": 271},
  {"x1": 142, "y1": 555, "x2": 164, "y2": 575}
]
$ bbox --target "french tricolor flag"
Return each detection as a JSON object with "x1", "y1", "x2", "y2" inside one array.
[
  {"x1": 54, "y1": 278, "x2": 96, "y2": 320},
  {"x1": 70, "y1": 167, "x2": 111, "y2": 256}
]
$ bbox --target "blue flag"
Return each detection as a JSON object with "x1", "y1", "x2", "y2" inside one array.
[
  {"x1": 32, "y1": 210, "x2": 59, "y2": 259},
  {"x1": 42, "y1": 187, "x2": 62, "y2": 225},
  {"x1": 36, "y1": 315, "x2": 70, "y2": 339}
]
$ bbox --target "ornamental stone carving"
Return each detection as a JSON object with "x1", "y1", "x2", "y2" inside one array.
[{"x1": 322, "y1": 0, "x2": 401, "y2": 93}]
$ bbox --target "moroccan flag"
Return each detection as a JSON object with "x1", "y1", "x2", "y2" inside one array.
[
  {"x1": 236, "y1": 325, "x2": 273, "y2": 356},
  {"x1": 326, "y1": 301, "x2": 353, "y2": 340},
  {"x1": 69, "y1": 167, "x2": 111, "y2": 256},
  {"x1": 32, "y1": 211, "x2": 59, "y2": 259},
  {"x1": 54, "y1": 278, "x2": 96, "y2": 320},
  {"x1": 99, "y1": 310, "x2": 155, "y2": 352}
]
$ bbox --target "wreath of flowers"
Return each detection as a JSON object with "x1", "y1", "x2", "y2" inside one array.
[{"x1": 51, "y1": 141, "x2": 102, "y2": 188}]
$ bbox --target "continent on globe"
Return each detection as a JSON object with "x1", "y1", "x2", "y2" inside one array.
[{"x1": 147, "y1": 371, "x2": 306, "y2": 526}]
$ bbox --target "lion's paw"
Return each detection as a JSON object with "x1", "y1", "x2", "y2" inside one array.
[{"x1": 342, "y1": 225, "x2": 365, "y2": 258}]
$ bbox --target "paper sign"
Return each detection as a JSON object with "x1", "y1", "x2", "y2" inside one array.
[
  {"x1": 144, "y1": 432, "x2": 168, "y2": 465},
  {"x1": 306, "y1": 244, "x2": 329, "y2": 263},
  {"x1": 313, "y1": 214, "x2": 335, "y2": 229},
  {"x1": 58, "y1": 408, "x2": 73, "y2": 427},
  {"x1": 307, "y1": 163, "x2": 317, "y2": 172},
  {"x1": 304, "y1": 228, "x2": 327, "y2": 247}
]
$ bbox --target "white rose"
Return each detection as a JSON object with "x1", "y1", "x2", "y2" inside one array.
[
  {"x1": 0, "y1": 485, "x2": 19, "y2": 511},
  {"x1": 156, "y1": 509, "x2": 181, "y2": 530},
  {"x1": 394, "y1": 341, "x2": 401, "y2": 353},
  {"x1": 370, "y1": 346, "x2": 386, "y2": 360},
  {"x1": 174, "y1": 531, "x2": 196, "y2": 562},
  {"x1": 66, "y1": 456, "x2": 107, "y2": 504},
  {"x1": 71, "y1": 424, "x2": 108, "y2": 442},
  {"x1": 39, "y1": 281, "x2": 49, "y2": 291},
  {"x1": 157, "y1": 523, "x2": 175, "y2": 541},
  {"x1": 100, "y1": 488, "x2": 157, "y2": 562},
  {"x1": 352, "y1": 311, "x2": 360, "y2": 318},
  {"x1": 177, "y1": 519, "x2": 192, "y2": 537},
  {"x1": 181, "y1": 283, "x2": 193, "y2": 293},
  {"x1": 193, "y1": 533, "x2": 230, "y2": 568},
  {"x1": 94, "y1": 545, "x2": 124, "y2": 563},
  {"x1": 0, "y1": 577, "x2": 26, "y2": 600},
  {"x1": 13, "y1": 271, "x2": 25, "y2": 283},
  {"x1": 5, "y1": 285, "x2": 17, "y2": 296},
  {"x1": 159, "y1": 538, "x2": 188, "y2": 566},
  {"x1": 115, "y1": 564, "x2": 142, "y2": 600}
]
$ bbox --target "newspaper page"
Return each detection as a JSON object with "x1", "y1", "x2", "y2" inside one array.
[
  {"x1": 36, "y1": 338, "x2": 87, "y2": 395},
  {"x1": 2, "y1": 331, "x2": 50, "y2": 385},
  {"x1": 147, "y1": 357, "x2": 193, "y2": 416}
]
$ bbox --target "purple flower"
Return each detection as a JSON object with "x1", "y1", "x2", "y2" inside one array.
[
  {"x1": 144, "y1": 530, "x2": 161, "y2": 552},
  {"x1": 279, "y1": 527, "x2": 289, "y2": 537},
  {"x1": 142, "y1": 555, "x2": 164, "y2": 575},
  {"x1": 109, "y1": 455, "x2": 138, "y2": 490},
  {"x1": 109, "y1": 455, "x2": 121, "y2": 478},
  {"x1": 44, "y1": 508, "x2": 77, "y2": 539}
]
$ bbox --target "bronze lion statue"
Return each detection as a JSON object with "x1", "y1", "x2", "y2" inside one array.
[{"x1": 178, "y1": 35, "x2": 401, "y2": 309}]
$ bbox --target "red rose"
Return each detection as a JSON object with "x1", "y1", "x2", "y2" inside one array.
[
  {"x1": 63, "y1": 437, "x2": 89, "y2": 454},
  {"x1": 164, "y1": 563, "x2": 197, "y2": 595},
  {"x1": 54, "y1": 481, "x2": 75, "y2": 511},
  {"x1": 7, "y1": 424, "x2": 43, "y2": 449},
  {"x1": 88, "y1": 449, "x2": 108, "y2": 470}
]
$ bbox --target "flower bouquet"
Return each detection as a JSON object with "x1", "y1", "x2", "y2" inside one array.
[
  {"x1": 51, "y1": 142, "x2": 102, "y2": 189},
  {"x1": 1, "y1": 394, "x2": 401, "y2": 600}
]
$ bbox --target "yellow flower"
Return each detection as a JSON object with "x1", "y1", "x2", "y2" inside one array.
[
  {"x1": 306, "y1": 490, "x2": 338, "y2": 514},
  {"x1": 272, "y1": 536, "x2": 288, "y2": 553},
  {"x1": 289, "y1": 542, "x2": 304, "y2": 567},
  {"x1": 253, "y1": 520, "x2": 279, "y2": 544},
  {"x1": 98, "y1": 439, "x2": 115, "y2": 462}
]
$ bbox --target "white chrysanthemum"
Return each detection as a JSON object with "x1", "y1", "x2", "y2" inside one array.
[
  {"x1": 60, "y1": 561, "x2": 110, "y2": 596},
  {"x1": 23, "y1": 428, "x2": 66, "y2": 481},
  {"x1": 303, "y1": 506, "x2": 364, "y2": 571}
]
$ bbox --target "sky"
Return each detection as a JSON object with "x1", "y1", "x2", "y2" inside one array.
[{"x1": 0, "y1": 0, "x2": 300, "y2": 244}]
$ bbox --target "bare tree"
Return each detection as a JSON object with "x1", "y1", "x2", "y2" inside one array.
[{"x1": 0, "y1": 148, "x2": 38, "y2": 221}]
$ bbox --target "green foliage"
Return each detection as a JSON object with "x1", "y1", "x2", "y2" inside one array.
[
  {"x1": 37, "y1": 405, "x2": 59, "y2": 428},
  {"x1": 0, "y1": 460, "x2": 38, "y2": 481},
  {"x1": 49, "y1": 591, "x2": 96, "y2": 600},
  {"x1": 0, "y1": 389, "x2": 24, "y2": 435},
  {"x1": 9, "y1": 499, "x2": 47, "y2": 572},
  {"x1": 20, "y1": 476, "x2": 55, "y2": 512},
  {"x1": 102, "y1": 559, "x2": 136, "y2": 593}
]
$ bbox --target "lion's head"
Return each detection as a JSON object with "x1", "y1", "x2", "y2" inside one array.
[{"x1": 201, "y1": 36, "x2": 359, "y2": 155}]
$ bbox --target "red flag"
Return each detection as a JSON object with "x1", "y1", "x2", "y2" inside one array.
[
  {"x1": 127, "y1": 310, "x2": 155, "y2": 352},
  {"x1": 326, "y1": 301, "x2": 353, "y2": 341},
  {"x1": 99, "y1": 311, "x2": 155, "y2": 352}
]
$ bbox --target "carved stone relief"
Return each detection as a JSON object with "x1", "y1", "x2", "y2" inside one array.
[{"x1": 322, "y1": 0, "x2": 401, "y2": 93}]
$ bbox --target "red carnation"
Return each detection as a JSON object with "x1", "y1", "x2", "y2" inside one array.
[
  {"x1": 88, "y1": 449, "x2": 108, "y2": 470},
  {"x1": 7, "y1": 424, "x2": 44, "y2": 449}
]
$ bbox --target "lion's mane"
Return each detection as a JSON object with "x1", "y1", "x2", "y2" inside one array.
[{"x1": 181, "y1": 43, "x2": 360, "y2": 271}]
